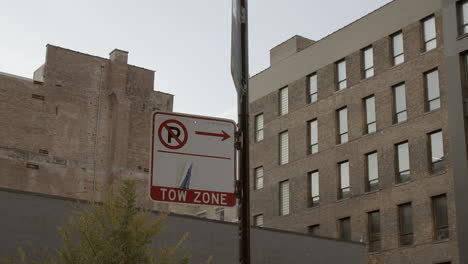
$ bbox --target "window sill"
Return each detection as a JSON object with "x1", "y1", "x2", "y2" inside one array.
[
  {"x1": 307, "y1": 204, "x2": 321, "y2": 209},
  {"x1": 336, "y1": 197, "x2": 352, "y2": 203},
  {"x1": 429, "y1": 169, "x2": 448, "y2": 177},
  {"x1": 457, "y1": 33, "x2": 468, "y2": 41},
  {"x1": 363, "y1": 189, "x2": 380, "y2": 195},
  {"x1": 432, "y1": 238, "x2": 450, "y2": 245},
  {"x1": 394, "y1": 180, "x2": 411, "y2": 187}
]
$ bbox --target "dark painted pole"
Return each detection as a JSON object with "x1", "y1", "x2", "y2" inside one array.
[{"x1": 237, "y1": 0, "x2": 250, "y2": 263}]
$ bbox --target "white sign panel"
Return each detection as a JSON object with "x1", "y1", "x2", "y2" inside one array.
[{"x1": 150, "y1": 112, "x2": 236, "y2": 207}]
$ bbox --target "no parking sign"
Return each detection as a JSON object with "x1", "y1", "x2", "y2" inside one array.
[{"x1": 150, "y1": 112, "x2": 237, "y2": 207}]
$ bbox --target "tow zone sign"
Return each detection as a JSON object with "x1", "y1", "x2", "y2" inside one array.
[{"x1": 151, "y1": 112, "x2": 236, "y2": 207}]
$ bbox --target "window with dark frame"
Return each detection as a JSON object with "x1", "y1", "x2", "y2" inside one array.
[
  {"x1": 279, "y1": 131, "x2": 289, "y2": 165},
  {"x1": 366, "y1": 152, "x2": 379, "y2": 192},
  {"x1": 458, "y1": 0, "x2": 468, "y2": 35},
  {"x1": 336, "y1": 59, "x2": 347, "y2": 90},
  {"x1": 363, "y1": 46, "x2": 374, "y2": 79},
  {"x1": 255, "y1": 113, "x2": 264, "y2": 142},
  {"x1": 337, "y1": 107, "x2": 349, "y2": 144},
  {"x1": 308, "y1": 73, "x2": 318, "y2": 103},
  {"x1": 308, "y1": 170, "x2": 320, "y2": 207},
  {"x1": 254, "y1": 166, "x2": 264, "y2": 190},
  {"x1": 339, "y1": 217, "x2": 351, "y2": 241},
  {"x1": 254, "y1": 214, "x2": 264, "y2": 227},
  {"x1": 308, "y1": 224, "x2": 320, "y2": 235},
  {"x1": 429, "y1": 130, "x2": 445, "y2": 173},
  {"x1": 364, "y1": 95, "x2": 376, "y2": 134},
  {"x1": 309, "y1": 119, "x2": 318, "y2": 154},
  {"x1": 393, "y1": 83, "x2": 407, "y2": 123},
  {"x1": 432, "y1": 194, "x2": 449, "y2": 241},
  {"x1": 396, "y1": 141, "x2": 411, "y2": 183},
  {"x1": 422, "y1": 15, "x2": 437, "y2": 51},
  {"x1": 279, "y1": 87, "x2": 288, "y2": 116},
  {"x1": 398, "y1": 203, "x2": 413, "y2": 246},
  {"x1": 425, "y1": 69, "x2": 441, "y2": 111},
  {"x1": 279, "y1": 180, "x2": 290, "y2": 216},
  {"x1": 338, "y1": 161, "x2": 351, "y2": 199},
  {"x1": 391, "y1": 31, "x2": 404, "y2": 65},
  {"x1": 368, "y1": 211, "x2": 381, "y2": 252}
]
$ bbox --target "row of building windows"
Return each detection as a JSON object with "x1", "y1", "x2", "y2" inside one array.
[
  {"x1": 253, "y1": 194, "x2": 449, "y2": 252},
  {"x1": 254, "y1": 68, "x2": 441, "y2": 163},
  {"x1": 271, "y1": 15, "x2": 438, "y2": 119},
  {"x1": 254, "y1": 130, "x2": 445, "y2": 201}
]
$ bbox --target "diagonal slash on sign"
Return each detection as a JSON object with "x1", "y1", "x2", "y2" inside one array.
[{"x1": 164, "y1": 123, "x2": 183, "y2": 145}]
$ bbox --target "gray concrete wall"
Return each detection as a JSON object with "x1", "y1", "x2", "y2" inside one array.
[
  {"x1": 0, "y1": 188, "x2": 365, "y2": 264},
  {"x1": 442, "y1": 1, "x2": 468, "y2": 263}
]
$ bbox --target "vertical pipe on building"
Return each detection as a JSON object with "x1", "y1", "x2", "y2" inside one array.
[{"x1": 92, "y1": 63, "x2": 105, "y2": 193}]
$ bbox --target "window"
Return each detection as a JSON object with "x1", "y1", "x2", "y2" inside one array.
[
  {"x1": 308, "y1": 224, "x2": 320, "y2": 235},
  {"x1": 308, "y1": 73, "x2": 318, "y2": 103},
  {"x1": 338, "y1": 161, "x2": 351, "y2": 199},
  {"x1": 368, "y1": 211, "x2": 381, "y2": 252},
  {"x1": 279, "y1": 180, "x2": 290, "y2": 216},
  {"x1": 339, "y1": 217, "x2": 351, "y2": 241},
  {"x1": 215, "y1": 208, "x2": 225, "y2": 221},
  {"x1": 364, "y1": 95, "x2": 376, "y2": 134},
  {"x1": 309, "y1": 171, "x2": 320, "y2": 207},
  {"x1": 425, "y1": 69, "x2": 441, "y2": 111},
  {"x1": 309, "y1": 119, "x2": 318, "y2": 154},
  {"x1": 254, "y1": 167, "x2": 264, "y2": 190},
  {"x1": 423, "y1": 15, "x2": 437, "y2": 51},
  {"x1": 337, "y1": 107, "x2": 349, "y2": 144},
  {"x1": 396, "y1": 142, "x2": 411, "y2": 183},
  {"x1": 429, "y1": 130, "x2": 445, "y2": 173},
  {"x1": 391, "y1": 32, "x2": 404, "y2": 65},
  {"x1": 255, "y1": 114, "x2": 264, "y2": 142},
  {"x1": 459, "y1": 0, "x2": 468, "y2": 35},
  {"x1": 398, "y1": 203, "x2": 413, "y2": 246},
  {"x1": 366, "y1": 152, "x2": 379, "y2": 192},
  {"x1": 393, "y1": 83, "x2": 407, "y2": 123},
  {"x1": 336, "y1": 59, "x2": 347, "y2": 90},
  {"x1": 254, "y1": 214, "x2": 264, "y2": 227},
  {"x1": 279, "y1": 131, "x2": 289, "y2": 165},
  {"x1": 279, "y1": 87, "x2": 288, "y2": 116},
  {"x1": 363, "y1": 46, "x2": 374, "y2": 78},
  {"x1": 432, "y1": 194, "x2": 449, "y2": 240}
]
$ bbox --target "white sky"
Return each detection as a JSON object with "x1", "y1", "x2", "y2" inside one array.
[{"x1": 0, "y1": 0, "x2": 392, "y2": 121}]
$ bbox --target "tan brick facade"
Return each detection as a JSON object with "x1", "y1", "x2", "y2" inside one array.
[{"x1": 249, "y1": 2, "x2": 466, "y2": 263}]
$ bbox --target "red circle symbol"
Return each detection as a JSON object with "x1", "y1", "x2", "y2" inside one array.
[{"x1": 158, "y1": 119, "x2": 188, "y2": 150}]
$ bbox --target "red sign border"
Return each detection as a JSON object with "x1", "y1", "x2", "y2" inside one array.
[{"x1": 150, "y1": 111, "x2": 237, "y2": 207}]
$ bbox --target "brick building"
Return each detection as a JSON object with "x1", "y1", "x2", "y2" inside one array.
[
  {"x1": 0, "y1": 45, "x2": 236, "y2": 221},
  {"x1": 249, "y1": 0, "x2": 468, "y2": 263}
]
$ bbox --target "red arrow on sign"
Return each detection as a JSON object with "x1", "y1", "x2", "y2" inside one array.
[{"x1": 195, "y1": 130, "x2": 230, "y2": 141}]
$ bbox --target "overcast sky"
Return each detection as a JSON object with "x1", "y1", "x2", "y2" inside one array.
[{"x1": 0, "y1": 0, "x2": 392, "y2": 121}]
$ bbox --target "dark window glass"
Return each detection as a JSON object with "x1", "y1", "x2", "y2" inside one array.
[
  {"x1": 309, "y1": 171, "x2": 320, "y2": 207},
  {"x1": 308, "y1": 224, "x2": 320, "y2": 235},
  {"x1": 366, "y1": 152, "x2": 379, "y2": 192},
  {"x1": 308, "y1": 73, "x2": 318, "y2": 103},
  {"x1": 393, "y1": 83, "x2": 407, "y2": 123},
  {"x1": 364, "y1": 96, "x2": 376, "y2": 134},
  {"x1": 399, "y1": 203, "x2": 413, "y2": 246},
  {"x1": 368, "y1": 211, "x2": 381, "y2": 252},
  {"x1": 432, "y1": 194, "x2": 449, "y2": 240},
  {"x1": 396, "y1": 142, "x2": 411, "y2": 183},
  {"x1": 337, "y1": 107, "x2": 348, "y2": 144},
  {"x1": 429, "y1": 130, "x2": 445, "y2": 173},
  {"x1": 425, "y1": 69, "x2": 441, "y2": 111},
  {"x1": 339, "y1": 217, "x2": 351, "y2": 241},
  {"x1": 339, "y1": 161, "x2": 350, "y2": 199}
]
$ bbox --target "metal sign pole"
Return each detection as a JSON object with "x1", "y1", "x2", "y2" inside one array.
[{"x1": 237, "y1": 0, "x2": 250, "y2": 263}]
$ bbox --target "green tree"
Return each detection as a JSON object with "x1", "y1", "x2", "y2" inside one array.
[{"x1": 5, "y1": 180, "x2": 206, "y2": 264}]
